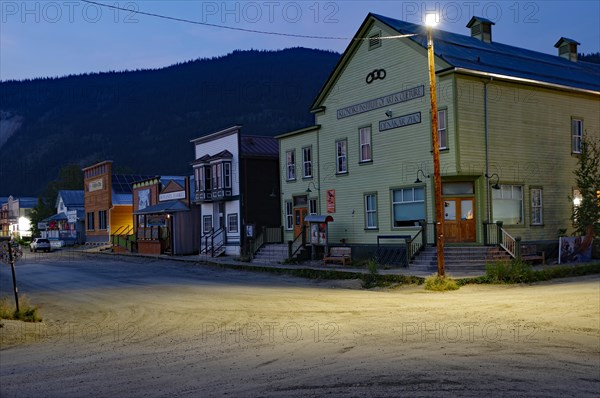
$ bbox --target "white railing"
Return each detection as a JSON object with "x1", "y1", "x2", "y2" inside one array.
[{"x1": 499, "y1": 227, "x2": 517, "y2": 258}]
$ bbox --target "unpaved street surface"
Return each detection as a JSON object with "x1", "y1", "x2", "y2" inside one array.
[{"x1": 1, "y1": 252, "x2": 599, "y2": 397}]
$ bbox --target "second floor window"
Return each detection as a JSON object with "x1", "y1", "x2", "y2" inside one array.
[
  {"x1": 438, "y1": 109, "x2": 448, "y2": 149},
  {"x1": 359, "y1": 127, "x2": 372, "y2": 162},
  {"x1": 286, "y1": 150, "x2": 296, "y2": 180},
  {"x1": 223, "y1": 162, "x2": 232, "y2": 188},
  {"x1": 336, "y1": 140, "x2": 347, "y2": 174},
  {"x1": 572, "y1": 118, "x2": 583, "y2": 154},
  {"x1": 302, "y1": 147, "x2": 312, "y2": 178}
]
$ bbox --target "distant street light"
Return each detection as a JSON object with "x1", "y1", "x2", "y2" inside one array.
[{"x1": 425, "y1": 13, "x2": 445, "y2": 277}]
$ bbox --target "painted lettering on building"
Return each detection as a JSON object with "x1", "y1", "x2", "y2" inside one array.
[
  {"x1": 88, "y1": 178, "x2": 103, "y2": 192},
  {"x1": 159, "y1": 191, "x2": 186, "y2": 202},
  {"x1": 336, "y1": 85, "x2": 424, "y2": 119},
  {"x1": 379, "y1": 112, "x2": 422, "y2": 132}
]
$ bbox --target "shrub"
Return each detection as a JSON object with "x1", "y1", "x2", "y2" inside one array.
[
  {"x1": 0, "y1": 295, "x2": 42, "y2": 322},
  {"x1": 484, "y1": 259, "x2": 534, "y2": 284},
  {"x1": 424, "y1": 274, "x2": 459, "y2": 291},
  {"x1": 367, "y1": 258, "x2": 379, "y2": 275}
]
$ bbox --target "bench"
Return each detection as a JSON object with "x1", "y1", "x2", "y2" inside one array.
[
  {"x1": 323, "y1": 247, "x2": 352, "y2": 266},
  {"x1": 520, "y1": 244, "x2": 545, "y2": 264}
]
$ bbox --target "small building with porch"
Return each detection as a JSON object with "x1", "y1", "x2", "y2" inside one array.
[{"x1": 40, "y1": 190, "x2": 85, "y2": 245}]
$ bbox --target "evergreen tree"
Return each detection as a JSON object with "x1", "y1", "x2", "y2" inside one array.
[{"x1": 571, "y1": 137, "x2": 600, "y2": 239}]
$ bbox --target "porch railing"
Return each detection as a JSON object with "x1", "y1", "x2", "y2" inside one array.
[
  {"x1": 498, "y1": 224, "x2": 517, "y2": 258},
  {"x1": 407, "y1": 225, "x2": 425, "y2": 265},
  {"x1": 287, "y1": 225, "x2": 306, "y2": 259},
  {"x1": 201, "y1": 228, "x2": 226, "y2": 257},
  {"x1": 111, "y1": 226, "x2": 135, "y2": 252}
]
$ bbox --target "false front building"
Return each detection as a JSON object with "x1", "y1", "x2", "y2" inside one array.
[
  {"x1": 191, "y1": 126, "x2": 280, "y2": 256},
  {"x1": 278, "y1": 14, "x2": 600, "y2": 258}
]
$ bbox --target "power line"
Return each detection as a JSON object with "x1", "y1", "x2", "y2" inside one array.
[{"x1": 80, "y1": 0, "x2": 416, "y2": 41}]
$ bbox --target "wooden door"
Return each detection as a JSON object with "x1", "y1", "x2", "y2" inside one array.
[
  {"x1": 443, "y1": 198, "x2": 476, "y2": 243},
  {"x1": 294, "y1": 207, "x2": 308, "y2": 237}
]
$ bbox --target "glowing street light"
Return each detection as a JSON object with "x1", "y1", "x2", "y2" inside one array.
[{"x1": 425, "y1": 13, "x2": 445, "y2": 277}]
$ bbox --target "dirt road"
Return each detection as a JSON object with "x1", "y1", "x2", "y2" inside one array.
[{"x1": 1, "y1": 253, "x2": 599, "y2": 397}]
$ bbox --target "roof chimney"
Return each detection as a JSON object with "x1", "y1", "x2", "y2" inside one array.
[
  {"x1": 554, "y1": 37, "x2": 580, "y2": 62},
  {"x1": 466, "y1": 16, "x2": 495, "y2": 43}
]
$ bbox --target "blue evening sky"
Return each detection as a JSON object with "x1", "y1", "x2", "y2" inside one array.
[{"x1": 1, "y1": 1, "x2": 599, "y2": 81}]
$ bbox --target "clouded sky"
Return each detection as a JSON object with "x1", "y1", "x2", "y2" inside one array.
[{"x1": 1, "y1": 0, "x2": 599, "y2": 81}]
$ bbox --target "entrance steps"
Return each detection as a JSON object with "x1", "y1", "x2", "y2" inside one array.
[
  {"x1": 410, "y1": 245, "x2": 511, "y2": 272},
  {"x1": 252, "y1": 243, "x2": 290, "y2": 265}
]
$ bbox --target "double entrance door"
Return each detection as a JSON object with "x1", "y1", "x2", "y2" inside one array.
[{"x1": 443, "y1": 197, "x2": 476, "y2": 243}]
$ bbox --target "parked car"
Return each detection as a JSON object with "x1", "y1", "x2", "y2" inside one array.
[{"x1": 30, "y1": 238, "x2": 52, "y2": 252}]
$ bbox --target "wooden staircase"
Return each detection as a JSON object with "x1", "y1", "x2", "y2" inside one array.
[
  {"x1": 410, "y1": 245, "x2": 511, "y2": 272},
  {"x1": 252, "y1": 243, "x2": 293, "y2": 265}
]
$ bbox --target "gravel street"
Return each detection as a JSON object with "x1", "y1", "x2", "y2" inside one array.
[{"x1": 1, "y1": 251, "x2": 599, "y2": 397}]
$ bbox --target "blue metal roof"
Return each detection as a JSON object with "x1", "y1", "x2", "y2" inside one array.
[
  {"x1": 241, "y1": 136, "x2": 278, "y2": 158},
  {"x1": 16, "y1": 197, "x2": 38, "y2": 208},
  {"x1": 134, "y1": 200, "x2": 190, "y2": 215},
  {"x1": 58, "y1": 190, "x2": 84, "y2": 207},
  {"x1": 371, "y1": 14, "x2": 600, "y2": 93}
]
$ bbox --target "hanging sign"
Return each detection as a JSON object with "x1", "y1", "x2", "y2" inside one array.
[{"x1": 326, "y1": 190, "x2": 336, "y2": 213}]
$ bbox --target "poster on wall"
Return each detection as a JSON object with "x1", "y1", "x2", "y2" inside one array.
[
  {"x1": 558, "y1": 236, "x2": 592, "y2": 264},
  {"x1": 327, "y1": 190, "x2": 335, "y2": 213},
  {"x1": 310, "y1": 223, "x2": 327, "y2": 246}
]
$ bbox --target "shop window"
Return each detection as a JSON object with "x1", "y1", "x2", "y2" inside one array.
[
  {"x1": 86, "y1": 212, "x2": 95, "y2": 231},
  {"x1": 392, "y1": 187, "x2": 425, "y2": 227},
  {"x1": 492, "y1": 185, "x2": 523, "y2": 224}
]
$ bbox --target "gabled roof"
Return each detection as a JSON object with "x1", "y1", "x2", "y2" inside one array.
[
  {"x1": 241, "y1": 136, "x2": 278, "y2": 158},
  {"x1": 57, "y1": 190, "x2": 84, "y2": 207},
  {"x1": 312, "y1": 13, "x2": 600, "y2": 109},
  {"x1": 191, "y1": 150, "x2": 234, "y2": 165}
]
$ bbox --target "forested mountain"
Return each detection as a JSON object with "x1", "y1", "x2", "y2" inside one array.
[{"x1": 0, "y1": 48, "x2": 340, "y2": 196}]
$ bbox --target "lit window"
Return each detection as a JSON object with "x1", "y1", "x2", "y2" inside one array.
[
  {"x1": 572, "y1": 118, "x2": 583, "y2": 154},
  {"x1": 359, "y1": 127, "x2": 372, "y2": 162},
  {"x1": 492, "y1": 185, "x2": 523, "y2": 224},
  {"x1": 336, "y1": 140, "x2": 347, "y2": 174},
  {"x1": 530, "y1": 188, "x2": 543, "y2": 225},
  {"x1": 364, "y1": 194, "x2": 378, "y2": 229}
]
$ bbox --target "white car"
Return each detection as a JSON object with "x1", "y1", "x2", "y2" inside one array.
[{"x1": 30, "y1": 238, "x2": 52, "y2": 252}]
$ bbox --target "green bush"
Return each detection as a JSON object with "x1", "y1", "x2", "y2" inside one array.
[
  {"x1": 484, "y1": 259, "x2": 534, "y2": 284},
  {"x1": 367, "y1": 258, "x2": 379, "y2": 275},
  {"x1": 424, "y1": 274, "x2": 459, "y2": 291},
  {"x1": 0, "y1": 295, "x2": 42, "y2": 322}
]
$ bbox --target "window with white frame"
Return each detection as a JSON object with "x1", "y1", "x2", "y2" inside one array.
[
  {"x1": 309, "y1": 198, "x2": 317, "y2": 215},
  {"x1": 572, "y1": 118, "x2": 583, "y2": 154},
  {"x1": 438, "y1": 109, "x2": 448, "y2": 149},
  {"x1": 530, "y1": 188, "x2": 543, "y2": 225},
  {"x1": 392, "y1": 187, "x2": 425, "y2": 227},
  {"x1": 212, "y1": 163, "x2": 222, "y2": 189},
  {"x1": 227, "y1": 213, "x2": 238, "y2": 233},
  {"x1": 364, "y1": 193, "x2": 378, "y2": 229},
  {"x1": 194, "y1": 167, "x2": 202, "y2": 191},
  {"x1": 285, "y1": 201, "x2": 293, "y2": 230},
  {"x1": 302, "y1": 146, "x2": 312, "y2": 178},
  {"x1": 492, "y1": 185, "x2": 523, "y2": 224},
  {"x1": 336, "y1": 139, "x2": 347, "y2": 174},
  {"x1": 359, "y1": 127, "x2": 372, "y2": 162},
  {"x1": 286, "y1": 150, "x2": 296, "y2": 180},
  {"x1": 98, "y1": 210, "x2": 107, "y2": 230},
  {"x1": 203, "y1": 215, "x2": 213, "y2": 234}
]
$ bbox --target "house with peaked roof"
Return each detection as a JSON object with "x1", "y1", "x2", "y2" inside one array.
[
  {"x1": 40, "y1": 190, "x2": 86, "y2": 244},
  {"x1": 0, "y1": 196, "x2": 37, "y2": 239},
  {"x1": 277, "y1": 13, "x2": 600, "y2": 263},
  {"x1": 132, "y1": 175, "x2": 200, "y2": 255},
  {"x1": 191, "y1": 126, "x2": 281, "y2": 256}
]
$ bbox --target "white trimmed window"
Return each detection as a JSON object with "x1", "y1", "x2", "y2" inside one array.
[
  {"x1": 285, "y1": 201, "x2": 293, "y2": 230},
  {"x1": 286, "y1": 150, "x2": 296, "y2": 181},
  {"x1": 302, "y1": 147, "x2": 312, "y2": 178},
  {"x1": 309, "y1": 198, "x2": 317, "y2": 215},
  {"x1": 359, "y1": 127, "x2": 372, "y2": 162},
  {"x1": 438, "y1": 109, "x2": 448, "y2": 149},
  {"x1": 203, "y1": 215, "x2": 213, "y2": 234},
  {"x1": 572, "y1": 118, "x2": 583, "y2": 154},
  {"x1": 227, "y1": 213, "x2": 238, "y2": 233},
  {"x1": 336, "y1": 140, "x2": 347, "y2": 174},
  {"x1": 223, "y1": 162, "x2": 232, "y2": 189},
  {"x1": 392, "y1": 188, "x2": 425, "y2": 227},
  {"x1": 364, "y1": 193, "x2": 378, "y2": 229},
  {"x1": 530, "y1": 188, "x2": 543, "y2": 225},
  {"x1": 492, "y1": 185, "x2": 523, "y2": 224}
]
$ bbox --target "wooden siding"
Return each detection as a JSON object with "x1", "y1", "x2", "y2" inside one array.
[{"x1": 456, "y1": 75, "x2": 600, "y2": 240}]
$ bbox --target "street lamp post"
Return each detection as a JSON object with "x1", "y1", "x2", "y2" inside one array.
[{"x1": 426, "y1": 14, "x2": 445, "y2": 277}]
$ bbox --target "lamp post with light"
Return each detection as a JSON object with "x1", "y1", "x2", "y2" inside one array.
[{"x1": 425, "y1": 13, "x2": 445, "y2": 277}]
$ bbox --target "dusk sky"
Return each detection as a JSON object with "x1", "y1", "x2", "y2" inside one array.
[{"x1": 1, "y1": 0, "x2": 599, "y2": 81}]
